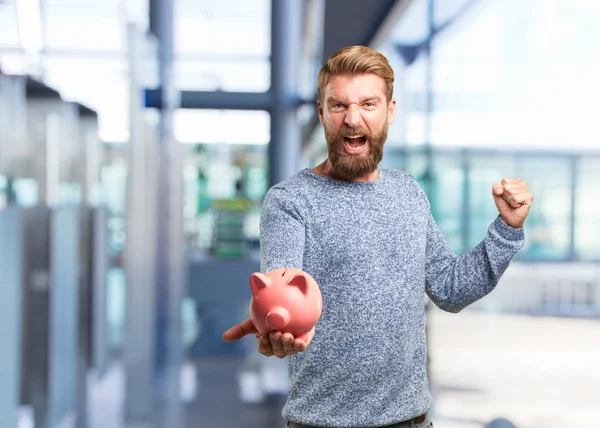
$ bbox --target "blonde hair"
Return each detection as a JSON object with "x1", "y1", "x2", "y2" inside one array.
[{"x1": 317, "y1": 45, "x2": 394, "y2": 102}]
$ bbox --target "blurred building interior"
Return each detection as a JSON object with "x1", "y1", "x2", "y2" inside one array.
[{"x1": 0, "y1": 0, "x2": 599, "y2": 427}]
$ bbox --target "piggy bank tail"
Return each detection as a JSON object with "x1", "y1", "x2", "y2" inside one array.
[{"x1": 265, "y1": 307, "x2": 290, "y2": 331}]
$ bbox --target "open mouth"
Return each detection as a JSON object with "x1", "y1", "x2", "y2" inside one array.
[{"x1": 343, "y1": 135, "x2": 367, "y2": 154}]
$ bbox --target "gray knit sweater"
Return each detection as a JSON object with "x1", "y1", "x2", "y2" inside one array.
[{"x1": 260, "y1": 168, "x2": 524, "y2": 427}]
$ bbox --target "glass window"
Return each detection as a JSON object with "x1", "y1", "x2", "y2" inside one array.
[
  {"x1": 429, "y1": 152, "x2": 464, "y2": 253},
  {"x1": 434, "y1": 0, "x2": 478, "y2": 27},
  {"x1": 426, "y1": 0, "x2": 600, "y2": 150},
  {"x1": 0, "y1": 2, "x2": 20, "y2": 47},
  {"x1": 177, "y1": 0, "x2": 270, "y2": 56},
  {"x1": 380, "y1": 147, "x2": 407, "y2": 172},
  {"x1": 402, "y1": 150, "x2": 427, "y2": 179},
  {"x1": 575, "y1": 158, "x2": 600, "y2": 261},
  {"x1": 402, "y1": 52, "x2": 429, "y2": 147},
  {"x1": 391, "y1": 0, "x2": 430, "y2": 45},
  {"x1": 44, "y1": 2, "x2": 126, "y2": 51},
  {"x1": 175, "y1": 0, "x2": 270, "y2": 92},
  {"x1": 42, "y1": 56, "x2": 129, "y2": 142},
  {"x1": 0, "y1": 174, "x2": 7, "y2": 209},
  {"x1": 174, "y1": 109, "x2": 270, "y2": 145},
  {"x1": 401, "y1": 149, "x2": 467, "y2": 254},
  {"x1": 182, "y1": 143, "x2": 267, "y2": 258},
  {"x1": 175, "y1": 58, "x2": 270, "y2": 93},
  {"x1": 12, "y1": 178, "x2": 38, "y2": 206},
  {"x1": 516, "y1": 156, "x2": 572, "y2": 260},
  {"x1": 467, "y1": 154, "x2": 516, "y2": 249}
]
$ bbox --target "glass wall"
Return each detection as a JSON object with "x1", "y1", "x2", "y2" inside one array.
[
  {"x1": 174, "y1": 108, "x2": 270, "y2": 259},
  {"x1": 518, "y1": 156, "x2": 572, "y2": 259},
  {"x1": 384, "y1": 147, "x2": 600, "y2": 262},
  {"x1": 175, "y1": 0, "x2": 270, "y2": 92},
  {"x1": 467, "y1": 153, "x2": 516, "y2": 251},
  {"x1": 182, "y1": 141, "x2": 268, "y2": 259},
  {"x1": 373, "y1": 0, "x2": 600, "y2": 262},
  {"x1": 392, "y1": 0, "x2": 600, "y2": 151},
  {"x1": 576, "y1": 158, "x2": 600, "y2": 261},
  {"x1": 377, "y1": 2, "x2": 600, "y2": 426}
]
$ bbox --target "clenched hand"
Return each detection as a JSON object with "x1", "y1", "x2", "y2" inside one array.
[{"x1": 492, "y1": 177, "x2": 534, "y2": 228}]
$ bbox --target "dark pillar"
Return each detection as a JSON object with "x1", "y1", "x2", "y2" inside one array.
[{"x1": 269, "y1": 0, "x2": 303, "y2": 186}]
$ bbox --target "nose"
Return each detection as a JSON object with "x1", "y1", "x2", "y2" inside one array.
[
  {"x1": 266, "y1": 307, "x2": 290, "y2": 331},
  {"x1": 344, "y1": 105, "x2": 363, "y2": 128}
]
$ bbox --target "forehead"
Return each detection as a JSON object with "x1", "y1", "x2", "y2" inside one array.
[{"x1": 324, "y1": 73, "x2": 387, "y2": 100}]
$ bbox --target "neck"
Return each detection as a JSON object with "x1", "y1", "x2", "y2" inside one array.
[{"x1": 312, "y1": 159, "x2": 379, "y2": 182}]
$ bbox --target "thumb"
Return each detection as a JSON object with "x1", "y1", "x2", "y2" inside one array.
[
  {"x1": 222, "y1": 318, "x2": 257, "y2": 342},
  {"x1": 492, "y1": 183, "x2": 509, "y2": 210}
]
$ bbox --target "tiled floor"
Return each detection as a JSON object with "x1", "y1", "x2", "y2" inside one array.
[
  {"x1": 428, "y1": 309, "x2": 600, "y2": 428},
  {"x1": 87, "y1": 309, "x2": 600, "y2": 428},
  {"x1": 188, "y1": 356, "x2": 287, "y2": 428}
]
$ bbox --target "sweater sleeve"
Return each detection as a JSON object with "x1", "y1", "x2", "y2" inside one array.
[
  {"x1": 259, "y1": 187, "x2": 306, "y2": 273},
  {"x1": 422, "y1": 192, "x2": 525, "y2": 313}
]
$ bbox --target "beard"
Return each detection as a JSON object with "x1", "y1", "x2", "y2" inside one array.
[{"x1": 324, "y1": 122, "x2": 388, "y2": 181}]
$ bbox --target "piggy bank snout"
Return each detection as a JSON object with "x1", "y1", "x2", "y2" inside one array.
[{"x1": 266, "y1": 306, "x2": 290, "y2": 331}]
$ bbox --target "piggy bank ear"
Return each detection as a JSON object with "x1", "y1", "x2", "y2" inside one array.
[
  {"x1": 250, "y1": 272, "x2": 271, "y2": 295},
  {"x1": 287, "y1": 272, "x2": 309, "y2": 295}
]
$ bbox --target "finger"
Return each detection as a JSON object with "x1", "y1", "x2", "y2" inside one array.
[
  {"x1": 501, "y1": 177, "x2": 522, "y2": 186},
  {"x1": 510, "y1": 191, "x2": 534, "y2": 206},
  {"x1": 492, "y1": 183, "x2": 504, "y2": 196},
  {"x1": 293, "y1": 338, "x2": 307, "y2": 352},
  {"x1": 503, "y1": 194, "x2": 523, "y2": 208},
  {"x1": 503, "y1": 191, "x2": 532, "y2": 208},
  {"x1": 270, "y1": 331, "x2": 284, "y2": 355},
  {"x1": 501, "y1": 184, "x2": 527, "y2": 195},
  {"x1": 258, "y1": 338, "x2": 274, "y2": 357},
  {"x1": 294, "y1": 327, "x2": 315, "y2": 352},
  {"x1": 222, "y1": 318, "x2": 257, "y2": 342},
  {"x1": 281, "y1": 333, "x2": 295, "y2": 355}
]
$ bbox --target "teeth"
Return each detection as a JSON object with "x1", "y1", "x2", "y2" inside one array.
[
  {"x1": 344, "y1": 141, "x2": 365, "y2": 150},
  {"x1": 347, "y1": 135, "x2": 363, "y2": 139}
]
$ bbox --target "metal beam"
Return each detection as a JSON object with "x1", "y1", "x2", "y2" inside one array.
[
  {"x1": 146, "y1": 89, "x2": 273, "y2": 111},
  {"x1": 25, "y1": 77, "x2": 61, "y2": 99},
  {"x1": 321, "y1": 0, "x2": 398, "y2": 61}
]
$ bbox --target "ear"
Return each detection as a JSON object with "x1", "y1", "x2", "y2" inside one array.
[
  {"x1": 287, "y1": 272, "x2": 309, "y2": 295},
  {"x1": 317, "y1": 100, "x2": 324, "y2": 124},
  {"x1": 250, "y1": 272, "x2": 271, "y2": 295},
  {"x1": 387, "y1": 98, "x2": 397, "y2": 125}
]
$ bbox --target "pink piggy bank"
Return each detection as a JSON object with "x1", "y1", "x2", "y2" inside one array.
[{"x1": 250, "y1": 268, "x2": 322, "y2": 342}]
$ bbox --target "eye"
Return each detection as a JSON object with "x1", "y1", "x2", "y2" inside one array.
[
  {"x1": 330, "y1": 103, "x2": 345, "y2": 111},
  {"x1": 364, "y1": 102, "x2": 376, "y2": 108}
]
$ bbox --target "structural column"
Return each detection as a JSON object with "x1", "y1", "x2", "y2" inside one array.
[
  {"x1": 269, "y1": 0, "x2": 304, "y2": 186},
  {"x1": 124, "y1": 23, "x2": 156, "y2": 424},
  {"x1": 150, "y1": 0, "x2": 185, "y2": 426}
]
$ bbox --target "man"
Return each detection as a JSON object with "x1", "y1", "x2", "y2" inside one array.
[{"x1": 223, "y1": 46, "x2": 534, "y2": 428}]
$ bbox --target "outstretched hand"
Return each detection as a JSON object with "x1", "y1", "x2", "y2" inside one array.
[
  {"x1": 222, "y1": 318, "x2": 315, "y2": 359},
  {"x1": 492, "y1": 178, "x2": 534, "y2": 228}
]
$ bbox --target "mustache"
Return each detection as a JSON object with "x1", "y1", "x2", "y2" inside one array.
[{"x1": 335, "y1": 126, "x2": 371, "y2": 139}]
